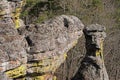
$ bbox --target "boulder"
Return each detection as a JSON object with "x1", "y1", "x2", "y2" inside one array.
[{"x1": 19, "y1": 15, "x2": 84, "y2": 75}]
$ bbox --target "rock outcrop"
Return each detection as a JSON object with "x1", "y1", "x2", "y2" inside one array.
[
  {"x1": 0, "y1": 15, "x2": 84, "y2": 80},
  {"x1": 0, "y1": 0, "x2": 13, "y2": 24},
  {"x1": 0, "y1": 22, "x2": 28, "y2": 80},
  {"x1": 72, "y1": 24, "x2": 109, "y2": 80},
  {"x1": 0, "y1": 1, "x2": 109, "y2": 80},
  {"x1": 19, "y1": 15, "x2": 84, "y2": 79},
  {"x1": 0, "y1": 0, "x2": 25, "y2": 28}
]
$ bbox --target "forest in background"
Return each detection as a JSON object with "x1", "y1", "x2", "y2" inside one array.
[{"x1": 21, "y1": 0, "x2": 120, "y2": 29}]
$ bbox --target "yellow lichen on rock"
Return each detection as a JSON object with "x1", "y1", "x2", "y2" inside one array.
[
  {"x1": 96, "y1": 50, "x2": 100, "y2": 56},
  {"x1": 96, "y1": 39, "x2": 104, "y2": 62},
  {"x1": 5, "y1": 65, "x2": 26, "y2": 78},
  {"x1": 53, "y1": 76, "x2": 57, "y2": 80},
  {"x1": 72, "y1": 40, "x2": 78, "y2": 47},
  {"x1": 13, "y1": 0, "x2": 26, "y2": 28},
  {"x1": 64, "y1": 53, "x2": 67, "y2": 60},
  {"x1": 33, "y1": 75, "x2": 45, "y2": 80}
]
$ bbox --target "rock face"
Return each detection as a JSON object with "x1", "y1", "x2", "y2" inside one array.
[
  {"x1": 0, "y1": 0, "x2": 26, "y2": 28},
  {"x1": 0, "y1": 22, "x2": 28, "y2": 80},
  {"x1": 0, "y1": 1, "x2": 109, "y2": 79},
  {"x1": 0, "y1": 1, "x2": 28, "y2": 79},
  {"x1": 72, "y1": 24, "x2": 109, "y2": 80},
  {"x1": 19, "y1": 15, "x2": 84, "y2": 79},
  {"x1": 0, "y1": 0, "x2": 13, "y2": 24},
  {"x1": 20, "y1": 15, "x2": 84, "y2": 54},
  {"x1": 0, "y1": 0, "x2": 85, "y2": 80},
  {"x1": 0, "y1": 15, "x2": 84, "y2": 80}
]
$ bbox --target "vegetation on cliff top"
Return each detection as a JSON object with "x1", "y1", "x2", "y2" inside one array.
[
  {"x1": 21, "y1": 0, "x2": 104, "y2": 25},
  {"x1": 21, "y1": 0, "x2": 120, "y2": 29}
]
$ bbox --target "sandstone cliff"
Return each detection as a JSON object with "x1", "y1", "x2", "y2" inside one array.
[
  {"x1": 0, "y1": 15, "x2": 85, "y2": 80},
  {"x1": 0, "y1": 0, "x2": 111, "y2": 80}
]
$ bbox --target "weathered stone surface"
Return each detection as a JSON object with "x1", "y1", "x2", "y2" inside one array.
[
  {"x1": 0, "y1": 0, "x2": 14, "y2": 24},
  {"x1": 0, "y1": 34, "x2": 28, "y2": 71},
  {"x1": 0, "y1": 0, "x2": 11, "y2": 17},
  {"x1": 85, "y1": 24, "x2": 106, "y2": 32},
  {"x1": 0, "y1": 0, "x2": 25, "y2": 28},
  {"x1": 20, "y1": 15, "x2": 84, "y2": 54},
  {"x1": 0, "y1": 6, "x2": 110, "y2": 79},
  {"x1": 0, "y1": 14, "x2": 84, "y2": 80},
  {"x1": 0, "y1": 22, "x2": 17, "y2": 35},
  {"x1": 18, "y1": 15, "x2": 84, "y2": 77},
  {"x1": 72, "y1": 24, "x2": 109, "y2": 80},
  {"x1": 0, "y1": 22, "x2": 28, "y2": 79},
  {"x1": 84, "y1": 24, "x2": 106, "y2": 49},
  {"x1": 0, "y1": 0, "x2": 28, "y2": 79}
]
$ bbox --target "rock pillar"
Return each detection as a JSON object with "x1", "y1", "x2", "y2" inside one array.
[{"x1": 72, "y1": 24, "x2": 109, "y2": 80}]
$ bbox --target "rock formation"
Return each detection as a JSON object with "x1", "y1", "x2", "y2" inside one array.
[
  {"x1": 0, "y1": 14, "x2": 84, "y2": 79},
  {"x1": 0, "y1": 0, "x2": 25, "y2": 28},
  {"x1": 72, "y1": 24, "x2": 109, "y2": 80},
  {"x1": 0, "y1": 0, "x2": 109, "y2": 80},
  {"x1": 0, "y1": 0, "x2": 13, "y2": 24},
  {"x1": 0, "y1": 17, "x2": 28, "y2": 80},
  {"x1": 18, "y1": 15, "x2": 84, "y2": 80}
]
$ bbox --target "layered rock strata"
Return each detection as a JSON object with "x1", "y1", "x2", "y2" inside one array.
[
  {"x1": 0, "y1": 15, "x2": 84, "y2": 80},
  {"x1": 0, "y1": 22, "x2": 28, "y2": 80},
  {"x1": 19, "y1": 15, "x2": 84, "y2": 79}
]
